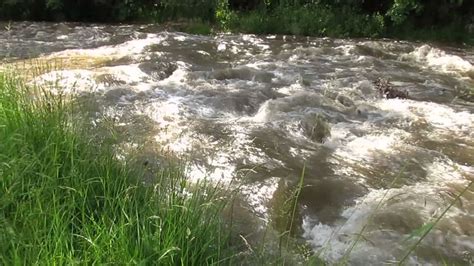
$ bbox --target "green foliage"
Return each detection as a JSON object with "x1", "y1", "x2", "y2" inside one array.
[
  {"x1": 152, "y1": 0, "x2": 218, "y2": 22},
  {"x1": 183, "y1": 21, "x2": 213, "y2": 35},
  {"x1": 45, "y1": 0, "x2": 62, "y2": 10},
  {"x1": 229, "y1": 5, "x2": 386, "y2": 37},
  {"x1": 386, "y1": 0, "x2": 423, "y2": 25},
  {"x1": 216, "y1": 0, "x2": 233, "y2": 30}
]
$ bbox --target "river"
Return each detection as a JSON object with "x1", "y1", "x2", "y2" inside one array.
[{"x1": 1, "y1": 22, "x2": 473, "y2": 265}]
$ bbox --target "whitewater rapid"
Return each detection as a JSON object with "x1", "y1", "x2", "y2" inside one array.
[{"x1": 1, "y1": 22, "x2": 473, "y2": 264}]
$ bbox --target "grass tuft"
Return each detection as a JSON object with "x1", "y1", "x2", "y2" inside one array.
[{"x1": 0, "y1": 72, "x2": 231, "y2": 264}]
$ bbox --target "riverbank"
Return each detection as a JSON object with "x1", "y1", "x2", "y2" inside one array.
[
  {"x1": 1, "y1": 1, "x2": 473, "y2": 45},
  {"x1": 0, "y1": 71, "x2": 233, "y2": 264},
  {"x1": 0, "y1": 70, "x2": 321, "y2": 265}
]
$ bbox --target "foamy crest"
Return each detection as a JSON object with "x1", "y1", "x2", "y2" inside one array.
[
  {"x1": 49, "y1": 34, "x2": 165, "y2": 59},
  {"x1": 401, "y1": 45, "x2": 474, "y2": 77},
  {"x1": 32, "y1": 64, "x2": 152, "y2": 93},
  {"x1": 376, "y1": 99, "x2": 473, "y2": 134}
]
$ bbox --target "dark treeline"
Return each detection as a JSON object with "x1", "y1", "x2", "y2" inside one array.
[{"x1": 1, "y1": 0, "x2": 473, "y2": 43}]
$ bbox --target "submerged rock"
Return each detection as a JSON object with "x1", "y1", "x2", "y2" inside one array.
[
  {"x1": 300, "y1": 113, "x2": 331, "y2": 143},
  {"x1": 138, "y1": 61, "x2": 177, "y2": 81},
  {"x1": 95, "y1": 73, "x2": 126, "y2": 86},
  {"x1": 373, "y1": 78, "x2": 409, "y2": 99}
]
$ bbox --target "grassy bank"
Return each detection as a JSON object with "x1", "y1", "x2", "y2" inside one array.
[
  {"x1": 223, "y1": 6, "x2": 385, "y2": 38},
  {"x1": 0, "y1": 72, "x2": 231, "y2": 264},
  {"x1": 225, "y1": 8, "x2": 471, "y2": 45}
]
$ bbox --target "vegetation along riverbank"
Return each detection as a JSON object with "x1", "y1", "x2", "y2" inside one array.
[{"x1": 1, "y1": 0, "x2": 473, "y2": 44}]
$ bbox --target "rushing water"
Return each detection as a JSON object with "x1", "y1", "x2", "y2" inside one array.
[{"x1": 1, "y1": 22, "x2": 473, "y2": 264}]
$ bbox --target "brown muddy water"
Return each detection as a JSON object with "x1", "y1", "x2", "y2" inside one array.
[{"x1": 1, "y1": 22, "x2": 473, "y2": 265}]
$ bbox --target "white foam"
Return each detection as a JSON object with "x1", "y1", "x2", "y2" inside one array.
[
  {"x1": 333, "y1": 131, "x2": 406, "y2": 161},
  {"x1": 48, "y1": 34, "x2": 165, "y2": 59},
  {"x1": 375, "y1": 99, "x2": 473, "y2": 134},
  {"x1": 240, "y1": 177, "x2": 280, "y2": 220},
  {"x1": 336, "y1": 44, "x2": 356, "y2": 56},
  {"x1": 325, "y1": 119, "x2": 408, "y2": 159},
  {"x1": 401, "y1": 45, "x2": 474, "y2": 76},
  {"x1": 217, "y1": 43, "x2": 227, "y2": 51},
  {"x1": 241, "y1": 34, "x2": 269, "y2": 50},
  {"x1": 250, "y1": 91, "x2": 322, "y2": 123},
  {"x1": 186, "y1": 160, "x2": 236, "y2": 184},
  {"x1": 102, "y1": 64, "x2": 150, "y2": 84},
  {"x1": 252, "y1": 100, "x2": 272, "y2": 123},
  {"x1": 145, "y1": 96, "x2": 192, "y2": 154},
  {"x1": 32, "y1": 64, "x2": 152, "y2": 94},
  {"x1": 196, "y1": 50, "x2": 210, "y2": 56},
  {"x1": 173, "y1": 35, "x2": 187, "y2": 42},
  {"x1": 32, "y1": 69, "x2": 98, "y2": 93},
  {"x1": 425, "y1": 159, "x2": 469, "y2": 183}
]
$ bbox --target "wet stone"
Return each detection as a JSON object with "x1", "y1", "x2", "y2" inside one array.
[
  {"x1": 95, "y1": 73, "x2": 126, "y2": 86},
  {"x1": 300, "y1": 114, "x2": 331, "y2": 143},
  {"x1": 336, "y1": 94, "x2": 355, "y2": 107}
]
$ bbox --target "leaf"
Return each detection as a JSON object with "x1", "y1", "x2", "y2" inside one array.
[{"x1": 157, "y1": 247, "x2": 180, "y2": 261}]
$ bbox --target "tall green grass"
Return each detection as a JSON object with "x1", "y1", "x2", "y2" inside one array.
[{"x1": 0, "y1": 72, "x2": 231, "y2": 264}]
